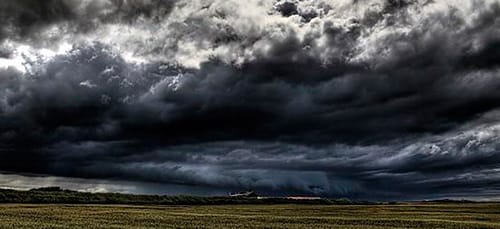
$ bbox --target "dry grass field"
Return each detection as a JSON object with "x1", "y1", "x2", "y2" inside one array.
[{"x1": 0, "y1": 203, "x2": 500, "y2": 228}]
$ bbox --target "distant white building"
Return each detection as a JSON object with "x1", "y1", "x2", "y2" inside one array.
[
  {"x1": 286, "y1": 196, "x2": 321, "y2": 200},
  {"x1": 229, "y1": 190, "x2": 257, "y2": 197}
]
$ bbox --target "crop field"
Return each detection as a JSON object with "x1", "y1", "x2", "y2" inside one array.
[{"x1": 0, "y1": 203, "x2": 500, "y2": 228}]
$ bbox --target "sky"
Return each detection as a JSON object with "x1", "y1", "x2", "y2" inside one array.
[{"x1": 1, "y1": 0, "x2": 500, "y2": 200}]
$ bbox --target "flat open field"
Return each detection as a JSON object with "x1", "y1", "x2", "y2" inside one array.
[{"x1": 1, "y1": 204, "x2": 500, "y2": 228}]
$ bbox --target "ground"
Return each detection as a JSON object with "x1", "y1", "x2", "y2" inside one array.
[{"x1": 0, "y1": 203, "x2": 500, "y2": 228}]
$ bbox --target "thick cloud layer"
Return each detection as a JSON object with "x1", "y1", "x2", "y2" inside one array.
[{"x1": 1, "y1": 0, "x2": 500, "y2": 199}]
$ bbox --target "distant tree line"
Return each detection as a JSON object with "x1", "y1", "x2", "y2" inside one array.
[{"x1": 0, "y1": 187, "x2": 368, "y2": 205}]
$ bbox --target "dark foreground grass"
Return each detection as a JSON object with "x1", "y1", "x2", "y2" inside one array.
[{"x1": 1, "y1": 203, "x2": 500, "y2": 228}]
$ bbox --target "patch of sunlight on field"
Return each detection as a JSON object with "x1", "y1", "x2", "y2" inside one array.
[{"x1": 1, "y1": 204, "x2": 500, "y2": 228}]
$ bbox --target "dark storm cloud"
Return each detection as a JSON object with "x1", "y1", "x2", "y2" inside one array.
[
  {"x1": 0, "y1": 0, "x2": 74, "y2": 40},
  {"x1": 1, "y1": 0, "x2": 500, "y2": 199},
  {"x1": 0, "y1": 0, "x2": 178, "y2": 46}
]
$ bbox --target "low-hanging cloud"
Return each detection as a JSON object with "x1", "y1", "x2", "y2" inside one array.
[{"x1": 1, "y1": 0, "x2": 500, "y2": 199}]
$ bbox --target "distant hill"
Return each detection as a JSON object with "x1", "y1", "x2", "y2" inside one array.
[
  {"x1": 419, "y1": 199, "x2": 477, "y2": 204},
  {"x1": 0, "y1": 188, "x2": 358, "y2": 205}
]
